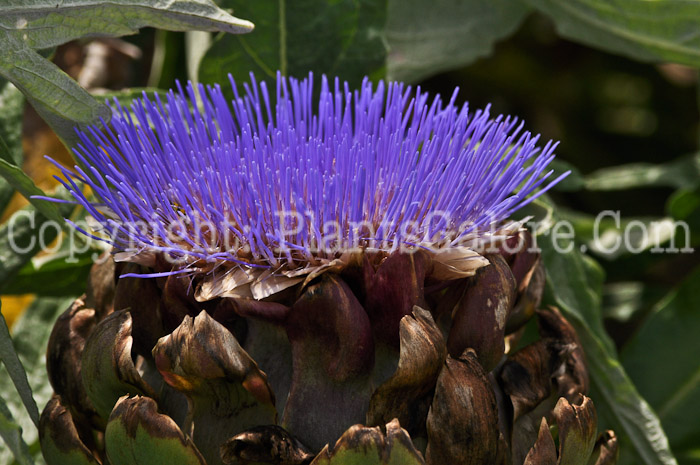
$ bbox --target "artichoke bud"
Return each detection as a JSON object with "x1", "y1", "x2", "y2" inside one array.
[{"x1": 39, "y1": 72, "x2": 614, "y2": 465}]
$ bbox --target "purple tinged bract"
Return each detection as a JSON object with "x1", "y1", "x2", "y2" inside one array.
[{"x1": 47, "y1": 72, "x2": 567, "y2": 295}]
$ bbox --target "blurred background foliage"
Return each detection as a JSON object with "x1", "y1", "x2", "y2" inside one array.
[{"x1": 1, "y1": 1, "x2": 700, "y2": 464}]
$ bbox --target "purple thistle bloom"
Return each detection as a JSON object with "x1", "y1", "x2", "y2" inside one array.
[{"x1": 48, "y1": 72, "x2": 568, "y2": 300}]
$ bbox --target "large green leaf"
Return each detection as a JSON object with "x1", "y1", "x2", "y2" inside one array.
[
  {"x1": 667, "y1": 186, "x2": 700, "y2": 247},
  {"x1": 559, "y1": 209, "x2": 685, "y2": 259},
  {"x1": 524, "y1": 0, "x2": 700, "y2": 67},
  {"x1": 621, "y1": 266, "x2": 700, "y2": 464},
  {"x1": 0, "y1": 199, "x2": 75, "y2": 289},
  {"x1": 523, "y1": 198, "x2": 678, "y2": 465},
  {"x1": 602, "y1": 281, "x2": 666, "y2": 324},
  {"x1": 385, "y1": 0, "x2": 530, "y2": 83},
  {"x1": 0, "y1": 158, "x2": 65, "y2": 226},
  {"x1": 0, "y1": 0, "x2": 253, "y2": 146},
  {"x1": 0, "y1": 81, "x2": 23, "y2": 167},
  {"x1": 0, "y1": 296, "x2": 76, "y2": 465},
  {"x1": 0, "y1": 80, "x2": 25, "y2": 214},
  {"x1": 199, "y1": 0, "x2": 387, "y2": 89},
  {"x1": 584, "y1": 154, "x2": 700, "y2": 191},
  {"x1": 0, "y1": 394, "x2": 34, "y2": 465},
  {"x1": 1, "y1": 251, "x2": 94, "y2": 297},
  {"x1": 1, "y1": 0, "x2": 253, "y2": 50},
  {"x1": 0, "y1": 187, "x2": 103, "y2": 298},
  {"x1": 0, "y1": 301, "x2": 40, "y2": 430},
  {"x1": 0, "y1": 31, "x2": 110, "y2": 148}
]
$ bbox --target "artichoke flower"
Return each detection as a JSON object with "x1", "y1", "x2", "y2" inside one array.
[{"x1": 40, "y1": 73, "x2": 617, "y2": 465}]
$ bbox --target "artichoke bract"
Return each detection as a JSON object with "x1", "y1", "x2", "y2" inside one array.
[{"x1": 40, "y1": 73, "x2": 616, "y2": 464}]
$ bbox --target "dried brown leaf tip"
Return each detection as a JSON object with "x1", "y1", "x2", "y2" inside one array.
[
  {"x1": 312, "y1": 419, "x2": 425, "y2": 465},
  {"x1": 426, "y1": 349, "x2": 501, "y2": 465},
  {"x1": 105, "y1": 395, "x2": 206, "y2": 465},
  {"x1": 39, "y1": 394, "x2": 100, "y2": 465},
  {"x1": 220, "y1": 425, "x2": 314, "y2": 465},
  {"x1": 367, "y1": 306, "x2": 446, "y2": 436}
]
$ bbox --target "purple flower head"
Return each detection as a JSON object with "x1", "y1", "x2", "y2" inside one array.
[{"x1": 49, "y1": 72, "x2": 567, "y2": 300}]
